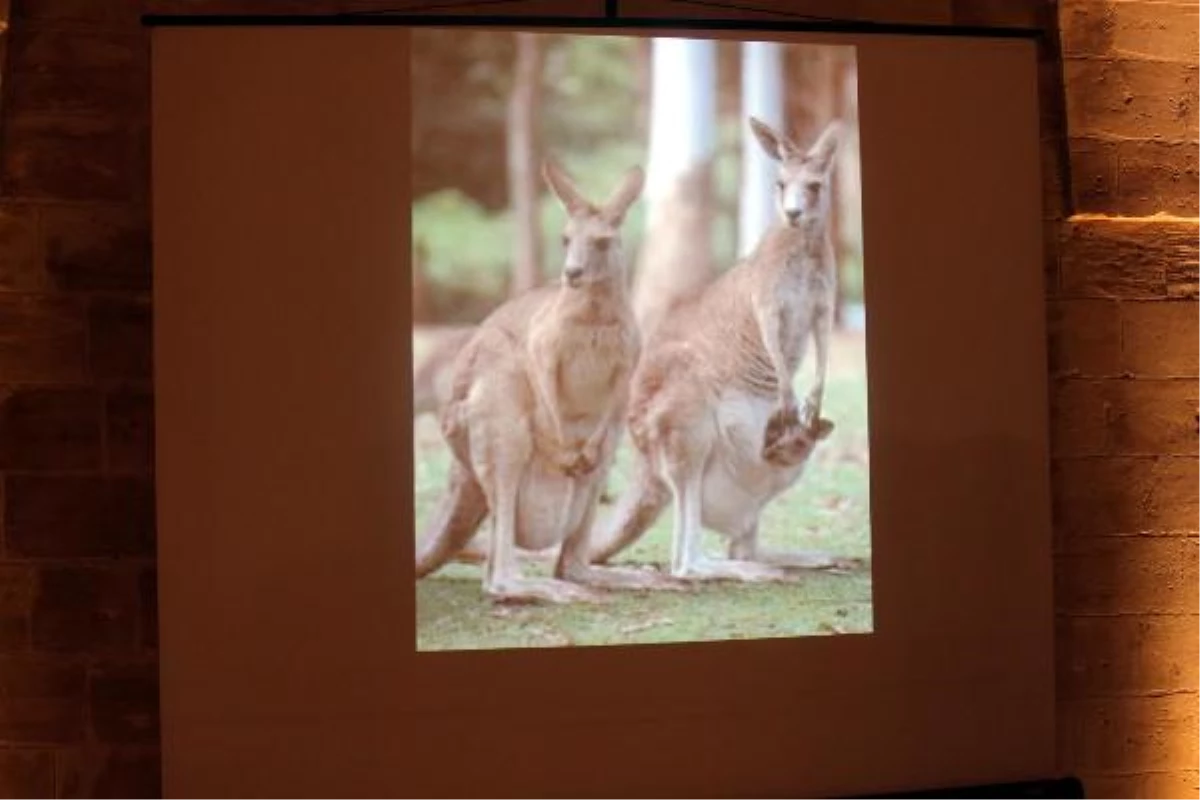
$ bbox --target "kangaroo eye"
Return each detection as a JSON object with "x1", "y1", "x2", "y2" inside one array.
[
  {"x1": 594, "y1": 237, "x2": 612, "y2": 252},
  {"x1": 806, "y1": 182, "x2": 822, "y2": 193},
  {"x1": 561, "y1": 234, "x2": 570, "y2": 248},
  {"x1": 776, "y1": 180, "x2": 786, "y2": 190}
]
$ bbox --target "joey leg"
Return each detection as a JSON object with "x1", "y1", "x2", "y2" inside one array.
[
  {"x1": 763, "y1": 393, "x2": 801, "y2": 457},
  {"x1": 762, "y1": 415, "x2": 835, "y2": 467}
]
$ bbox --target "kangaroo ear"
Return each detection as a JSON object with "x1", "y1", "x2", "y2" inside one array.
[
  {"x1": 748, "y1": 116, "x2": 791, "y2": 162},
  {"x1": 806, "y1": 120, "x2": 842, "y2": 173},
  {"x1": 542, "y1": 157, "x2": 592, "y2": 216},
  {"x1": 601, "y1": 165, "x2": 645, "y2": 226}
]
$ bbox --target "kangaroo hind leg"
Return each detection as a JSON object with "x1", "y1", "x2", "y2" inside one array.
[
  {"x1": 475, "y1": 383, "x2": 604, "y2": 605},
  {"x1": 559, "y1": 479, "x2": 688, "y2": 592}
]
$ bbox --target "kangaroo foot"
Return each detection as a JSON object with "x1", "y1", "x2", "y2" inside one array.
[
  {"x1": 674, "y1": 558, "x2": 799, "y2": 584},
  {"x1": 757, "y1": 550, "x2": 868, "y2": 574},
  {"x1": 758, "y1": 548, "x2": 841, "y2": 570},
  {"x1": 571, "y1": 564, "x2": 691, "y2": 592},
  {"x1": 485, "y1": 577, "x2": 609, "y2": 605}
]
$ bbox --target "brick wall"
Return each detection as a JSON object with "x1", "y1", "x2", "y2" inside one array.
[
  {"x1": 1051, "y1": 1, "x2": 1199, "y2": 796},
  {"x1": 0, "y1": 0, "x2": 159, "y2": 797},
  {"x1": 0, "y1": 1, "x2": 1194, "y2": 798}
]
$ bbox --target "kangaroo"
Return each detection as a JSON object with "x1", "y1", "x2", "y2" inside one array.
[
  {"x1": 411, "y1": 319, "x2": 625, "y2": 516},
  {"x1": 415, "y1": 159, "x2": 678, "y2": 603},
  {"x1": 589, "y1": 117, "x2": 847, "y2": 580}
]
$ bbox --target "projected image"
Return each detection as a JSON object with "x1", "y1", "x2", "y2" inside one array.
[{"x1": 412, "y1": 30, "x2": 871, "y2": 651}]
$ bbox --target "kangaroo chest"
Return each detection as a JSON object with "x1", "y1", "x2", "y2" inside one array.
[
  {"x1": 771, "y1": 258, "x2": 829, "y2": 373},
  {"x1": 530, "y1": 292, "x2": 638, "y2": 427},
  {"x1": 555, "y1": 321, "x2": 635, "y2": 417},
  {"x1": 776, "y1": 281, "x2": 811, "y2": 374}
]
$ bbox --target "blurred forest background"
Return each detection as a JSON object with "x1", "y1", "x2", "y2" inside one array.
[{"x1": 410, "y1": 30, "x2": 863, "y2": 332}]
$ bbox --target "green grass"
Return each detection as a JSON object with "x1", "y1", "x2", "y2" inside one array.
[{"x1": 413, "y1": 333, "x2": 873, "y2": 651}]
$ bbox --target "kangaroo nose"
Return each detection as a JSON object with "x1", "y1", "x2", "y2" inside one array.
[
  {"x1": 785, "y1": 209, "x2": 802, "y2": 225},
  {"x1": 564, "y1": 266, "x2": 584, "y2": 283}
]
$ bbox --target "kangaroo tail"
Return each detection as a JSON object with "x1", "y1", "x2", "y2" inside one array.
[
  {"x1": 587, "y1": 457, "x2": 671, "y2": 564},
  {"x1": 415, "y1": 459, "x2": 488, "y2": 578}
]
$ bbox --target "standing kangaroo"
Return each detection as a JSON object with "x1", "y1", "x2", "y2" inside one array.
[
  {"x1": 416, "y1": 159, "x2": 675, "y2": 603},
  {"x1": 589, "y1": 117, "x2": 846, "y2": 580}
]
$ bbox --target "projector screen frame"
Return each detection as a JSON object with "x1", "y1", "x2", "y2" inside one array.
[
  {"x1": 148, "y1": 16, "x2": 1056, "y2": 798},
  {"x1": 141, "y1": 9, "x2": 1045, "y2": 40}
]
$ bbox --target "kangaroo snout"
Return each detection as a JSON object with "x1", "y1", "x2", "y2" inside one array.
[
  {"x1": 784, "y1": 209, "x2": 803, "y2": 225},
  {"x1": 563, "y1": 265, "x2": 585, "y2": 285}
]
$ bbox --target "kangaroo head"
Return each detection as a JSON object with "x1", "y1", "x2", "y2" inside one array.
[
  {"x1": 542, "y1": 158, "x2": 644, "y2": 289},
  {"x1": 748, "y1": 117, "x2": 841, "y2": 229}
]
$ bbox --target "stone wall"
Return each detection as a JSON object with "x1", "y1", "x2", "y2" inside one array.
[
  {"x1": 0, "y1": 0, "x2": 157, "y2": 796},
  {"x1": 0, "y1": 0, "x2": 1194, "y2": 797},
  {"x1": 1051, "y1": 1, "x2": 1198, "y2": 796}
]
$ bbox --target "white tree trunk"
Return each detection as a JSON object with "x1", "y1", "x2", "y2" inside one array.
[
  {"x1": 633, "y1": 37, "x2": 718, "y2": 338},
  {"x1": 642, "y1": 37, "x2": 717, "y2": 204},
  {"x1": 738, "y1": 41, "x2": 785, "y2": 258}
]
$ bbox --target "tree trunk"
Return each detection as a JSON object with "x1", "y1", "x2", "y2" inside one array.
[
  {"x1": 633, "y1": 37, "x2": 718, "y2": 339},
  {"x1": 788, "y1": 46, "x2": 837, "y2": 146},
  {"x1": 738, "y1": 41, "x2": 785, "y2": 259},
  {"x1": 411, "y1": 240, "x2": 434, "y2": 325},
  {"x1": 506, "y1": 32, "x2": 545, "y2": 297}
]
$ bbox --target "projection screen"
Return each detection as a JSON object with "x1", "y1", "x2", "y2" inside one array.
[{"x1": 151, "y1": 21, "x2": 1053, "y2": 798}]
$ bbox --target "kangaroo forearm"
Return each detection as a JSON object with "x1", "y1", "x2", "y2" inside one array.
[
  {"x1": 754, "y1": 304, "x2": 795, "y2": 404},
  {"x1": 531, "y1": 367, "x2": 566, "y2": 442},
  {"x1": 807, "y1": 312, "x2": 832, "y2": 410},
  {"x1": 588, "y1": 394, "x2": 626, "y2": 450}
]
